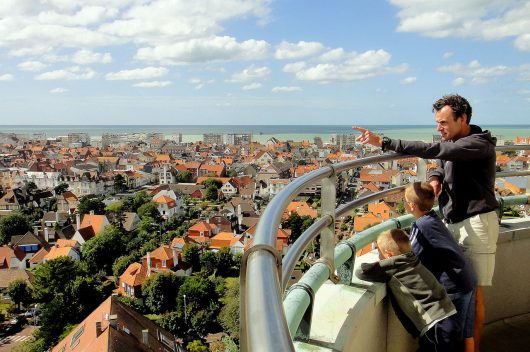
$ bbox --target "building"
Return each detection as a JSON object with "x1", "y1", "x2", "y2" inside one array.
[
  {"x1": 51, "y1": 295, "x2": 182, "y2": 352},
  {"x1": 67, "y1": 133, "x2": 91, "y2": 146},
  {"x1": 203, "y1": 133, "x2": 223, "y2": 145},
  {"x1": 225, "y1": 133, "x2": 252, "y2": 146}
]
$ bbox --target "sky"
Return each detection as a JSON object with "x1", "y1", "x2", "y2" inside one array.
[{"x1": 0, "y1": 0, "x2": 530, "y2": 125}]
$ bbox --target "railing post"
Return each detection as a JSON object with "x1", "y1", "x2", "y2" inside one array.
[
  {"x1": 320, "y1": 174, "x2": 339, "y2": 283},
  {"x1": 417, "y1": 158, "x2": 428, "y2": 181}
]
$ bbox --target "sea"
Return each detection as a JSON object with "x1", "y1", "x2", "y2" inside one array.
[{"x1": 1, "y1": 125, "x2": 529, "y2": 144}]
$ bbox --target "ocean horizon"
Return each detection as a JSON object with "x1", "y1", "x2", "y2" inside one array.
[{"x1": 1, "y1": 124, "x2": 529, "y2": 143}]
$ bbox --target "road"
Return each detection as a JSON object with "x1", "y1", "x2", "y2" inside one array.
[{"x1": 0, "y1": 325, "x2": 36, "y2": 351}]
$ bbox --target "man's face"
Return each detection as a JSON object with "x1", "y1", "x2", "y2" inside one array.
[{"x1": 435, "y1": 105, "x2": 467, "y2": 141}]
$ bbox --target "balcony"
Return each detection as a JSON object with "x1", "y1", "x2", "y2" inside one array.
[{"x1": 240, "y1": 146, "x2": 530, "y2": 351}]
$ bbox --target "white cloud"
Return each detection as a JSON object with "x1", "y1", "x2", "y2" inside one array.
[
  {"x1": 133, "y1": 81, "x2": 171, "y2": 88},
  {"x1": 437, "y1": 60, "x2": 511, "y2": 84},
  {"x1": 105, "y1": 67, "x2": 168, "y2": 80},
  {"x1": 272, "y1": 86, "x2": 302, "y2": 93},
  {"x1": 35, "y1": 66, "x2": 96, "y2": 80},
  {"x1": 286, "y1": 49, "x2": 407, "y2": 82},
  {"x1": 50, "y1": 87, "x2": 68, "y2": 94},
  {"x1": 242, "y1": 82, "x2": 262, "y2": 90},
  {"x1": 453, "y1": 77, "x2": 466, "y2": 86},
  {"x1": 275, "y1": 41, "x2": 325, "y2": 59},
  {"x1": 390, "y1": 1, "x2": 530, "y2": 51},
  {"x1": 400, "y1": 76, "x2": 416, "y2": 85},
  {"x1": 0, "y1": 74, "x2": 14, "y2": 81},
  {"x1": 17, "y1": 60, "x2": 47, "y2": 72},
  {"x1": 442, "y1": 52, "x2": 454, "y2": 59},
  {"x1": 319, "y1": 48, "x2": 345, "y2": 62},
  {"x1": 135, "y1": 36, "x2": 269, "y2": 64},
  {"x1": 228, "y1": 65, "x2": 270, "y2": 83},
  {"x1": 72, "y1": 49, "x2": 112, "y2": 65},
  {"x1": 188, "y1": 77, "x2": 214, "y2": 89}
]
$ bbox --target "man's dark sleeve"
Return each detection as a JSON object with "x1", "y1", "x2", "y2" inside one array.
[
  {"x1": 355, "y1": 261, "x2": 391, "y2": 283},
  {"x1": 386, "y1": 136, "x2": 491, "y2": 162}
]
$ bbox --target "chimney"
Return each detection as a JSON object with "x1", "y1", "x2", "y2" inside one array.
[
  {"x1": 55, "y1": 211, "x2": 59, "y2": 224},
  {"x1": 89, "y1": 210, "x2": 94, "y2": 215},
  {"x1": 76, "y1": 213, "x2": 80, "y2": 229},
  {"x1": 142, "y1": 329, "x2": 149, "y2": 345},
  {"x1": 95, "y1": 321, "x2": 102, "y2": 337},
  {"x1": 109, "y1": 314, "x2": 117, "y2": 329},
  {"x1": 172, "y1": 248, "x2": 178, "y2": 266},
  {"x1": 147, "y1": 252, "x2": 152, "y2": 276},
  {"x1": 44, "y1": 227, "x2": 49, "y2": 242},
  {"x1": 33, "y1": 226, "x2": 39, "y2": 236}
]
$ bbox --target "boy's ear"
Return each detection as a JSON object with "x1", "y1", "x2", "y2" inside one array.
[{"x1": 382, "y1": 248, "x2": 394, "y2": 259}]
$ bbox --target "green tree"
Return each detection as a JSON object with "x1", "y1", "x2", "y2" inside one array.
[
  {"x1": 77, "y1": 195, "x2": 106, "y2": 215},
  {"x1": 32, "y1": 257, "x2": 84, "y2": 301},
  {"x1": 0, "y1": 212, "x2": 31, "y2": 245},
  {"x1": 200, "y1": 251, "x2": 218, "y2": 275},
  {"x1": 112, "y1": 253, "x2": 139, "y2": 279},
  {"x1": 113, "y1": 174, "x2": 128, "y2": 193},
  {"x1": 81, "y1": 225, "x2": 127, "y2": 275},
  {"x1": 123, "y1": 191, "x2": 151, "y2": 212},
  {"x1": 142, "y1": 272, "x2": 181, "y2": 314},
  {"x1": 187, "y1": 340, "x2": 208, "y2": 352},
  {"x1": 396, "y1": 200, "x2": 406, "y2": 215},
  {"x1": 282, "y1": 213, "x2": 315, "y2": 244},
  {"x1": 183, "y1": 244, "x2": 201, "y2": 272},
  {"x1": 201, "y1": 178, "x2": 222, "y2": 189},
  {"x1": 54, "y1": 183, "x2": 69, "y2": 195},
  {"x1": 216, "y1": 247, "x2": 234, "y2": 277},
  {"x1": 218, "y1": 278, "x2": 240, "y2": 339},
  {"x1": 20, "y1": 204, "x2": 44, "y2": 223},
  {"x1": 226, "y1": 169, "x2": 238, "y2": 177},
  {"x1": 105, "y1": 202, "x2": 126, "y2": 229},
  {"x1": 137, "y1": 202, "x2": 161, "y2": 221},
  {"x1": 176, "y1": 170, "x2": 193, "y2": 183},
  {"x1": 7, "y1": 279, "x2": 32, "y2": 310},
  {"x1": 23, "y1": 181, "x2": 38, "y2": 195},
  {"x1": 205, "y1": 185, "x2": 219, "y2": 201}
]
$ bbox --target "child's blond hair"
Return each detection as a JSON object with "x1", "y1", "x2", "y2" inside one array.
[
  {"x1": 404, "y1": 182, "x2": 435, "y2": 212},
  {"x1": 377, "y1": 229, "x2": 412, "y2": 255}
]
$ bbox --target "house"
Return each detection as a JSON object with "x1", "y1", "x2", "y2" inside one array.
[
  {"x1": 118, "y1": 262, "x2": 148, "y2": 298},
  {"x1": 243, "y1": 225, "x2": 290, "y2": 254},
  {"x1": 51, "y1": 295, "x2": 182, "y2": 352},
  {"x1": 143, "y1": 245, "x2": 192, "y2": 277},
  {"x1": 354, "y1": 213, "x2": 383, "y2": 232},
  {"x1": 367, "y1": 202, "x2": 396, "y2": 221},
  {"x1": 122, "y1": 212, "x2": 141, "y2": 232},
  {"x1": 0, "y1": 269, "x2": 33, "y2": 296},
  {"x1": 209, "y1": 232, "x2": 245, "y2": 254},
  {"x1": 284, "y1": 201, "x2": 318, "y2": 219},
  {"x1": 56, "y1": 191, "x2": 79, "y2": 214},
  {"x1": 0, "y1": 245, "x2": 26, "y2": 269},
  {"x1": 187, "y1": 221, "x2": 219, "y2": 244},
  {"x1": 42, "y1": 211, "x2": 69, "y2": 228},
  {"x1": 154, "y1": 196, "x2": 178, "y2": 219},
  {"x1": 44, "y1": 239, "x2": 81, "y2": 262},
  {"x1": 220, "y1": 179, "x2": 239, "y2": 196},
  {"x1": 10, "y1": 231, "x2": 48, "y2": 266},
  {"x1": 72, "y1": 213, "x2": 110, "y2": 245}
]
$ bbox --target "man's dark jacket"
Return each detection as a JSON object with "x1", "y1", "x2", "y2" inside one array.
[{"x1": 385, "y1": 125, "x2": 498, "y2": 223}]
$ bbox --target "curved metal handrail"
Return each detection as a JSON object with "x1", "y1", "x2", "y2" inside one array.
[{"x1": 241, "y1": 145, "x2": 530, "y2": 351}]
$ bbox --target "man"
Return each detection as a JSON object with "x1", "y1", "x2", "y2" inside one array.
[{"x1": 353, "y1": 94, "x2": 499, "y2": 351}]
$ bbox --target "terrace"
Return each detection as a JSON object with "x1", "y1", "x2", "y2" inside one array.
[{"x1": 240, "y1": 145, "x2": 530, "y2": 351}]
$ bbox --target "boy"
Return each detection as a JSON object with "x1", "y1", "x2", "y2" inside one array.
[
  {"x1": 405, "y1": 182, "x2": 477, "y2": 352},
  {"x1": 356, "y1": 229, "x2": 458, "y2": 351}
]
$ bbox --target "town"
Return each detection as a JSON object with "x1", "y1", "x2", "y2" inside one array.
[{"x1": 0, "y1": 131, "x2": 528, "y2": 352}]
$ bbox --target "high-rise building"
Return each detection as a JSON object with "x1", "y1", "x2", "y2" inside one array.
[
  {"x1": 68, "y1": 132, "x2": 90, "y2": 146},
  {"x1": 225, "y1": 133, "x2": 252, "y2": 146},
  {"x1": 203, "y1": 133, "x2": 223, "y2": 145}
]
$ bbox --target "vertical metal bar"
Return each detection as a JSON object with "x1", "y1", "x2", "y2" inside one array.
[
  {"x1": 320, "y1": 175, "x2": 338, "y2": 283},
  {"x1": 417, "y1": 158, "x2": 428, "y2": 181}
]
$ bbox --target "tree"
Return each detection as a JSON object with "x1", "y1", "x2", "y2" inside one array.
[
  {"x1": 77, "y1": 195, "x2": 106, "y2": 215},
  {"x1": 218, "y1": 278, "x2": 240, "y2": 339},
  {"x1": 82, "y1": 225, "x2": 127, "y2": 275},
  {"x1": 54, "y1": 183, "x2": 69, "y2": 195},
  {"x1": 19, "y1": 204, "x2": 44, "y2": 223},
  {"x1": 7, "y1": 279, "x2": 32, "y2": 310},
  {"x1": 23, "y1": 181, "x2": 38, "y2": 196},
  {"x1": 187, "y1": 340, "x2": 208, "y2": 352},
  {"x1": 32, "y1": 256, "x2": 84, "y2": 301},
  {"x1": 226, "y1": 169, "x2": 238, "y2": 177},
  {"x1": 176, "y1": 170, "x2": 193, "y2": 183},
  {"x1": 200, "y1": 251, "x2": 218, "y2": 275},
  {"x1": 183, "y1": 244, "x2": 201, "y2": 272},
  {"x1": 123, "y1": 191, "x2": 151, "y2": 212},
  {"x1": 112, "y1": 253, "x2": 139, "y2": 279},
  {"x1": 113, "y1": 174, "x2": 128, "y2": 193},
  {"x1": 142, "y1": 272, "x2": 181, "y2": 314},
  {"x1": 137, "y1": 202, "x2": 161, "y2": 221},
  {"x1": 205, "y1": 185, "x2": 219, "y2": 202},
  {"x1": 216, "y1": 247, "x2": 234, "y2": 277},
  {"x1": 105, "y1": 202, "x2": 126, "y2": 229},
  {"x1": 0, "y1": 212, "x2": 31, "y2": 245},
  {"x1": 282, "y1": 213, "x2": 315, "y2": 244}
]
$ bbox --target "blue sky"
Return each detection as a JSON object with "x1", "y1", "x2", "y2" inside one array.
[{"x1": 0, "y1": 0, "x2": 529, "y2": 125}]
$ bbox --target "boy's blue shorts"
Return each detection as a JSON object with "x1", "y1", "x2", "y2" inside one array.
[{"x1": 449, "y1": 289, "x2": 476, "y2": 338}]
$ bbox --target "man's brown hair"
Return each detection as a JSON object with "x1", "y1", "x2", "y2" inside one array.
[
  {"x1": 405, "y1": 182, "x2": 435, "y2": 212},
  {"x1": 432, "y1": 94, "x2": 472, "y2": 123},
  {"x1": 377, "y1": 229, "x2": 412, "y2": 256}
]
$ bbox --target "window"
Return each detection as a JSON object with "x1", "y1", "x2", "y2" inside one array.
[{"x1": 162, "y1": 260, "x2": 166, "y2": 267}]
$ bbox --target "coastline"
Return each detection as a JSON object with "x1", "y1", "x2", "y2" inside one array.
[{"x1": 1, "y1": 125, "x2": 529, "y2": 144}]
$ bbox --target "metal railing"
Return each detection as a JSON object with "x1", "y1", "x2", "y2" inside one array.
[{"x1": 240, "y1": 145, "x2": 530, "y2": 352}]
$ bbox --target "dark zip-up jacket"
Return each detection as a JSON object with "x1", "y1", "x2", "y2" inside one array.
[
  {"x1": 385, "y1": 125, "x2": 498, "y2": 223},
  {"x1": 355, "y1": 252, "x2": 456, "y2": 337},
  {"x1": 411, "y1": 210, "x2": 477, "y2": 295}
]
